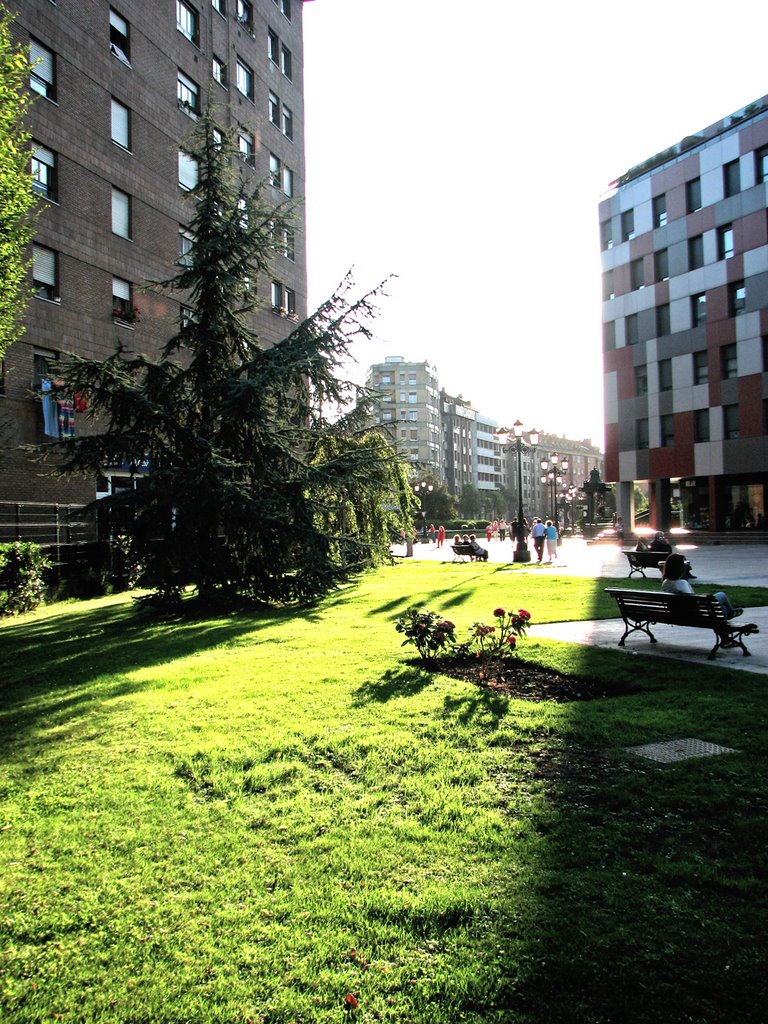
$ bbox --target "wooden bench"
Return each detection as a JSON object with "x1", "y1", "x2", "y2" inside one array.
[
  {"x1": 623, "y1": 550, "x2": 665, "y2": 578},
  {"x1": 605, "y1": 587, "x2": 759, "y2": 660},
  {"x1": 451, "y1": 543, "x2": 486, "y2": 562}
]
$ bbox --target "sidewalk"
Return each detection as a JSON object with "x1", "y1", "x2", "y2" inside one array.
[{"x1": 396, "y1": 537, "x2": 768, "y2": 673}]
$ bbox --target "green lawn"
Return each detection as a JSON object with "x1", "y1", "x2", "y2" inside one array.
[{"x1": 2, "y1": 561, "x2": 767, "y2": 1023}]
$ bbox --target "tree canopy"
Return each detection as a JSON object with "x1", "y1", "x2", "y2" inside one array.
[
  {"x1": 0, "y1": 5, "x2": 38, "y2": 359},
  {"x1": 52, "y1": 108, "x2": 416, "y2": 607}
]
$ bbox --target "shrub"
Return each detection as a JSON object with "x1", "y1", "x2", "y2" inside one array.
[
  {"x1": 395, "y1": 607, "x2": 457, "y2": 663},
  {"x1": 396, "y1": 605, "x2": 532, "y2": 666},
  {"x1": 0, "y1": 542, "x2": 51, "y2": 616}
]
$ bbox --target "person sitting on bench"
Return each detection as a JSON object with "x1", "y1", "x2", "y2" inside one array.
[
  {"x1": 649, "y1": 531, "x2": 696, "y2": 578},
  {"x1": 661, "y1": 553, "x2": 741, "y2": 618},
  {"x1": 468, "y1": 534, "x2": 489, "y2": 561}
]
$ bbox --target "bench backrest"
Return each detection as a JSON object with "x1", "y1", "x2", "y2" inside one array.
[
  {"x1": 625, "y1": 551, "x2": 664, "y2": 567},
  {"x1": 605, "y1": 588, "x2": 727, "y2": 626},
  {"x1": 452, "y1": 544, "x2": 474, "y2": 555}
]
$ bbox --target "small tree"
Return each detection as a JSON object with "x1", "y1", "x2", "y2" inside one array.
[
  {"x1": 0, "y1": 6, "x2": 38, "y2": 360},
  {"x1": 458, "y1": 483, "x2": 482, "y2": 520},
  {"x1": 51, "y1": 108, "x2": 416, "y2": 607}
]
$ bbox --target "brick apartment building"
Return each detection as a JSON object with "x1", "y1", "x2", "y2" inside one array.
[
  {"x1": 2, "y1": 0, "x2": 307, "y2": 529},
  {"x1": 600, "y1": 94, "x2": 768, "y2": 533}
]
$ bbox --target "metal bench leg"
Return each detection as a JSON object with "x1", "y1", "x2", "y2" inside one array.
[{"x1": 618, "y1": 617, "x2": 657, "y2": 647}]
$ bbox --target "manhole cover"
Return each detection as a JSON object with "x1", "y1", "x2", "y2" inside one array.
[{"x1": 624, "y1": 738, "x2": 739, "y2": 763}]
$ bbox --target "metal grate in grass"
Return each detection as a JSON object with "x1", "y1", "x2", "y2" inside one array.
[{"x1": 624, "y1": 738, "x2": 739, "y2": 763}]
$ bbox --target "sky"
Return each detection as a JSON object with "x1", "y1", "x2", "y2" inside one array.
[{"x1": 301, "y1": 0, "x2": 768, "y2": 448}]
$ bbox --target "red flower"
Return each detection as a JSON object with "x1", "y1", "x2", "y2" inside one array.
[
  {"x1": 345, "y1": 993, "x2": 359, "y2": 1009},
  {"x1": 507, "y1": 635, "x2": 517, "y2": 647},
  {"x1": 493, "y1": 607, "x2": 505, "y2": 617}
]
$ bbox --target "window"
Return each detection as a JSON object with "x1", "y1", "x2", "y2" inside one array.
[
  {"x1": 659, "y1": 358, "x2": 673, "y2": 391},
  {"x1": 282, "y1": 166, "x2": 293, "y2": 197},
  {"x1": 237, "y1": 0, "x2": 253, "y2": 29},
  {"x1": 238, "y1": 131, "x2": 255, "y2": 164},
  {"x1": 637, "y1": 418, "x2": 649, "y2": 450},
  {"x1": 179, "y1": 229, "x2": 195, "y2": 266},
  {"x1": 280, "y1": 0, "x2": 291, "y2": 18},
  {"x1": 635, "y1": 364, "x2": 648, "y2": 396},
  {"x1": 177, "y1": 1, "x2": 199, "y2": 43},
  {"x1": 724, "y1": 159, "x2": 740, "y2": 198},
  {"x1": 603, "y1": 320, "x2": 615, "y2": 351},
  {"x1": 33, "y1": 244, "x2": 58, "y2": 301},
  {"x1": 212, "y1": 56, "x2": 227, "y2": 86},
  {"x1": 29, "y1": 39, "x2": 56, "y2": 101},
  {"x1": 269, "y1": 90, "x2": 280, "y2": 126},
  {"x1": 723, "y1": 404, "x2": 739, "y2": 440},
  {"x1": 653, "y1": 194, "x2": 667, "y2": 228},
  {"x1": 660, "y1": 414, "x2": 675, "y2": 447},
  {"x1": 112, "y1": 278, "x2": 137, "y2": 323},
  {"x1": 280, "y1": 44, "x2": 292, "y2": 79},
  {"x1": 621, "y1": 209, "x2": 634, "y2": 242},
  {"x1": 31, "y1": 143, "x2": 57, "y2": 202},
  {"x1": 599, "y1": 218, "x2": 613, "y2": 251},
  {"x1": 212, "y1": 0, "x2": 225, "y2": 14},
  {"x1": 178, "y1": 151, "x2": 198, "y2": 193},
  {"x1": 268, "y1": 28, "x2": 279, "y2": 64},
  {"x1": 718, "y1": 224, "x2": 734, "y2": 260},
  {"x1": 109, "y1": 9, "x2": 130, "y2": 63},
  {"x1": 693, "y1": 350, "x2": 708, "y2": 385},
  {"x1": 408, "y1": 411, "x2": 418, "y2": 421},
  {"x1": 111, "y1": 98, "x2": 130, "y2": 148},
  {"x1": 408, "y1": 392, "x2": 417, "y2": 404},
  {"x1": 656, "y1": 303, "x2": 670, "y2": 337},
  {"x1": 602, "y1": 270, "x2": 614, "y2": 301},
  {"x1": 729, "y1": 281, "x2": 746, "y2": 317},
  {"x1": 686, "y1": 177, "x2": 702, "y2": 213},
  {"x1": 694, "y1": 409, "x2": 710, "y2": 442},
  {"x1": 630, "y1": 258, "x2": 644, "y2": 290},
  {"x1": 626, "y1": 313, "x2": 639, "y2": 345},
  {"x1": 271, "y1": 281, "x2": 295, "y2": 315},
  {"x1": 654, "y1": 248, "x2": 669, "y2": 282},
  {"x1": 688, "y1": 234, "x2": 704, "y2": 270},
  {"x1": 282, "y1": 227, "x2": 295, "y2": 261},
  {"x1": 269, "y1": 152, "x2": 281, "y2": 186},
  {"x1": 236, "y1": 59, "x2": 254, "y2": 100},
  {"x1": 721, "y1": 343, "x2": 738, "y2": 380},
  {"x1": 281, "y1": 104, "x2": 293, "y2": 140},
  {"x1": 691, "y1": 292, "x2": 707, "y2": 327},
  {"x1": 756, "y1": 145, "x2": 768, "y2": 185},
  {"x1": 177, "y1": 71, "x2": 200, "y2": 114},
  {"x1": 111, "y1": 187, "x2": 131, "y2": 238}
]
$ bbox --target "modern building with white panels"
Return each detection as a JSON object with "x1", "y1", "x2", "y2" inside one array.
[{"x1": 600, "y1": 94, "x2": 768, "y2": 532}]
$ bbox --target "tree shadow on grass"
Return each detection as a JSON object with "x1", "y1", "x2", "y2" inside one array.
[
  {"x1": 0, "y1": 597, "x2": 290, "y2": 741},
  {"x1": 351, "y1": 664, "x2": 436, "y2": 705}
]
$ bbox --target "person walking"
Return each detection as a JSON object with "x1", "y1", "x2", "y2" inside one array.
[
  {"x1": 498, "y1": 518, "x2": 508, "y2": 542},
  {"x1": 428, "y1": 523, "x2": 436, "y2": 546},
  {"x1": 531, "y1": 518, "x2": 547, "y2": 563},
  {"x1": 485, "y1": 522, "x2": 493, "y2": 542},
  {"x1": 545, "y1": 519, "x2": 559, "y2": 560},
  {"x1": 437, "y1": 524, "x2": 445, "y2": 549}
]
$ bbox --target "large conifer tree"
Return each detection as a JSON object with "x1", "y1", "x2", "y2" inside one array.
[{"x1": 53, "y1": 109, "x2": 415, "y2": 606}]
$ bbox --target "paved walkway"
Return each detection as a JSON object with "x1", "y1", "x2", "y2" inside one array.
[{"x1": 395, "y1": 537, "x2": 768, "y2": 674}]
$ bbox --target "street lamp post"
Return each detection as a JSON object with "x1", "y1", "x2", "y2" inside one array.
[
  {"x1": 539, "y1": 453, "x2": 569, "y2": 524},
  {"x1": 493, "y1": 420, "x2": 540, "y2": 563},
  {"x1": 412, "y1": 481, "x2": 433, "y2": 542}
]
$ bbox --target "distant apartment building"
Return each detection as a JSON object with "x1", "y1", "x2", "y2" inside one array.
[
  {"x1": 600, "y1": 94, "x2": 768, "y2": 532},
  {"x1": 365, "y1": 357, "x2": 443, "y2": 476},
  {"x1": 2, "y1": 0, "x2": 308, "y2": 519}
]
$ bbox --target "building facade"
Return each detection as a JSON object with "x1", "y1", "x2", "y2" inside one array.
[
  {"x1": 365, "y1": 357, "x2": 443, "y2": 477},
  {"x1": 2, "y1": 0, "x2": 307, "y2": 517},
  {"x1": 600, "y1": 95, "x2": 768, "y2": 532}
]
